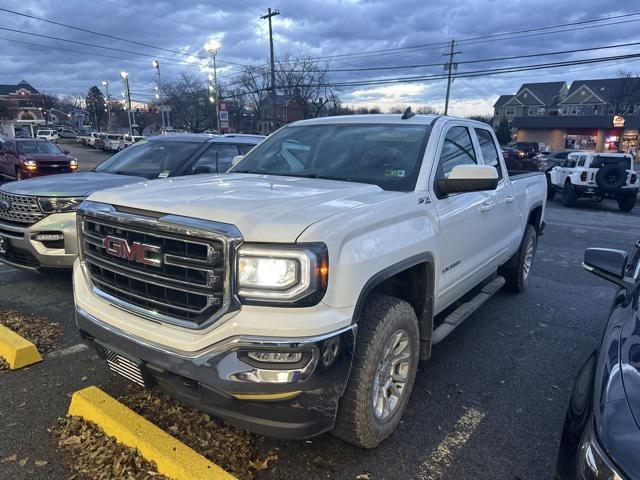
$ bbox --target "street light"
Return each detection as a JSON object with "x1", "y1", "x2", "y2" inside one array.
[
  {"x1": 152, "y1": 59, "x2": 167, "y2": 131},
  {"x1": 101, "y1": 80, "x2": 111, "y2": 132},
  {"x1": 120, "y1": 71, "x2": 133, "y2": 136},
  {"x1": 204, "y1": 40, "x2": 221, "y2": 133}
]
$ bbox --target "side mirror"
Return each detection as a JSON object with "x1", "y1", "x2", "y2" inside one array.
[
  {"x1": 231, "y1": 155, "x2": 244, "y2": 168},
  {"x1": 437, "y1": 165, "x2": 499, "y2": 195},
  {"x1": 584, "y1": 248, "x2": 635, "y2": 293}
]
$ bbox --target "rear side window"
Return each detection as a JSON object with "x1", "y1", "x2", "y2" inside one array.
[
  {"x1": 438, "y1": 126, "x2": 477, "y2": 178},
  {"x1": 475, "y1": 129, "x2": 503, "y2": 179},
  {"x1": 191, "y1": 143, "x2": 241, "y2": 173},
  {"x1": 577, "y1": 156, "x2": 586, "y2": 167}
]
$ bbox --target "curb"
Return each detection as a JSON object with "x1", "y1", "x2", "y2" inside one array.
[
  {"x1": 68, "y1": 386, "x2": 236, "y2": 480},
  {"x1": 0, "y1": 324, "x2": 42, "y2": 369}
]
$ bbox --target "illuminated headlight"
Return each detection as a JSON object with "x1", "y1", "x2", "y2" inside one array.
[
  {"x1": 237, "y1": 243, "x2": 328, "y2": 305},
  {"x1": 37, "y1": 197, "x2": 86, "y2": 213},
  {"x1": 24, "y1": 159, "x2": 37, "y2": 170},
  {"x1": 70, "y1": 158, "x2": 78, "y2": 169}
]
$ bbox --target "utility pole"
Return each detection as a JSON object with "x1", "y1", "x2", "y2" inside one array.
[
  {"x1": 261, "y1": 8, "x2": 280, "y2": 133},
  {"x1": 443, "y1": 39, "x2": 461, "y2": 116},
  {"x1": 120, "y1": 71, "x2": 133, "y2": 136},
  {"x1": 101, "y1": 80, "x2": 111, "y2": 132}
]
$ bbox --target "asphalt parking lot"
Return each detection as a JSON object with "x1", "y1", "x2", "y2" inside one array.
[
  {"x1": 59, "y1": 140, "x2": 112, "y2": 170},
  {"x1": 1, "y1": 179, "x2": 639, "y2": 478}
]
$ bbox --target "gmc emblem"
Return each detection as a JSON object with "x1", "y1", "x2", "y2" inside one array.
[{"x1": 102, "y1": 236, "x2": 162, "y2": 267}]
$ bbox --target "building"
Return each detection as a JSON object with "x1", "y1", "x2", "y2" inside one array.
[
  {"x1": 257, "y1": 93, "x2": 305, "y2": 134},
  {"x1": 495, "y1": 77, "x2": 640, "y2": 155},
  {"x1": 0, "y1": 80, "x2": 46, "y2": 139},
  {"x1": 493, "y1": 82, "x2": 567, "y2": 127}
]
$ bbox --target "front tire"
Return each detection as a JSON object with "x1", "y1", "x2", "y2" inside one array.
[
  {"x1": 333, "y1": 294, "x2": 419, "y2": 449},
  {"x1": 618, "y1": 195, "x2": 636, "y2": 212},
  {"x1": 501, "y1": 224, "x2": 537, "y2": 293}
]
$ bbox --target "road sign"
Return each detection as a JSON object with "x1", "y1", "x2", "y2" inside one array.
[{"x1": 219, "y1": 111, "x2": 229, "y2": 122}]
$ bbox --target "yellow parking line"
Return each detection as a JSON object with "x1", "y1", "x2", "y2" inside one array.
[
  {"x1": 68, "y1": 386, "x2": 236, "y2": 480},
  {"x1": 0, "y1": 324, "x2": 42, "y2": 369},
  {"x1": 417, "y1": 407, "x2": 486, "y2": 480}
]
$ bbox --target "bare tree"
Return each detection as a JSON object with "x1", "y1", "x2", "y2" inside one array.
[
  {"x1": 236, "y1": 66, "x2": 271, "y2": 121},
  {"x1": 162, "y1": 74, "x2": 214, "y2": 132},
  {"x1": 610, "y1": 71, "x2": 640, "y2": 115}
]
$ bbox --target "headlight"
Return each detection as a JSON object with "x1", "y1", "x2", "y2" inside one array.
[
  {"x1": 24, "y1": 159, "x2": 37, "y2": 166},
  {"x1": 237, "y1": 243, "x2": 328, "y2": 306},
  {"x1": 37, "y1": 197, "x2": 86, "y2": 213},
  {"x1": 577, "y1": 419, "x2": 624, "y2": 480}
]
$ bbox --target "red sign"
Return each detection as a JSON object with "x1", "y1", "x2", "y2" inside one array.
[{"x1": 218, "y1": 102, "x2": 228, "y2": 111}]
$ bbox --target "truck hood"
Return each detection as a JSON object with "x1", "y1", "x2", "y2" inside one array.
[
  {"x1": 88, "y1": 173, "x2": 393, "y2": 242},
  {"x1": 0, "y1": 172, "x2": 146, "y2": 197}
]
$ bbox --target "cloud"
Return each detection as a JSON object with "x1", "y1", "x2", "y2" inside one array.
[{"x1": 0, "y1": 0, "x2": 639, "y2": 116}]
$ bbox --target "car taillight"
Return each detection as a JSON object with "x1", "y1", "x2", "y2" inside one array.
[
  {"x1": 580, "y1": 171, "x2": 587, "y2": 182},
  {"x1": 632, "y1": 174, "x2": 638, "y2": 184}
]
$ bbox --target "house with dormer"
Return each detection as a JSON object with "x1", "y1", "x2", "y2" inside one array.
[
  {"x1": 493, "y1": 81, "x2": 568, "y2": 127},
  {"x1": 0, "y1": 80, "x2": 46, "y2": 139}
]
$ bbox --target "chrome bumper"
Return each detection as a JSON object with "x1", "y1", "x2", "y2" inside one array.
[{"x1": 0, "y1": 212, "x2": 78, "y2": 271}]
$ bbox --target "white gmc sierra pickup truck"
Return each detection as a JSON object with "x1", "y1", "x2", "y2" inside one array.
[{"x1": 73, "y1": 113, "x2": 546, "y2": 448}]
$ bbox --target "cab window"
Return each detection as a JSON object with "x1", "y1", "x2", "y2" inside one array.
[
  {"x1": 475, "y1": 128, "x2": 503, "y2": 179},
  {"x1": 577, "y1": 156, "x2": 586, "y2": 167},
  {"x1": 437, "y1": 126, "x2": 477, "y2": 179}
]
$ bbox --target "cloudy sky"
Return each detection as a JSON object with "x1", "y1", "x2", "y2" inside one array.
[{"x1": 1, "y1": 0, "x2": 640, "y2": 116}]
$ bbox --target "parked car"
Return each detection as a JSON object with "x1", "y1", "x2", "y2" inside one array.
[
  {"x1": 534, "y1": 150, "x2": 572, "y2": 171},
  {"x1": 91, "y1": 132, "x2": 108, "y2": 150},
  {"x1": 72, "y1": 114, "x2": 547, "y2": 448},
  {"x1": 508, "y1": 141, "x2": 539, "y2": 158},
  {"x1": 548, "y1": 152, "x2": 638, "y2": 210},
  {"x1": 58, "y1": 128, "x2": 78, "y2": 139},
  {"x1": 555, "y1": 241, "x2": 640, "y2": 480},
  {"x1": 0, "y1": 139, "x2": 78, "y2": 181},
  {"x1": 503, "y1": 150, "x2": 572, "y2": 200},
  {"x1": 119, "y1": 134, "x2": 145, "y2": 150},
  {"x1": 102, "y1": 134, "x2": 123, "y2": 152},
  {"x1": 36, "y1": 129, "x2": 59, "y2": 142},
  {"x1": 78, "y1": 132, "x2": 99, "y2": 146},
  {"x1": 0, "y1": 134, "x2": 264, "y2": 271}
]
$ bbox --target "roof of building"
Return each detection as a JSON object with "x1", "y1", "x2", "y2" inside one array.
[
  {"x1": 493, "y1": 95, "x2": 514, "y2": 108},
  {"x1": 516, "y1": 82, "x2": 566, "y2": 106},
  {"x1": 0, "y1": 80, "x2": 39, "y2": 96},
  {"x1": 512, "y1": 114, "x2": 640, "y2": 129},
  {"x1": 562, "y1": 78, "x2": 640, "y2": 104}
]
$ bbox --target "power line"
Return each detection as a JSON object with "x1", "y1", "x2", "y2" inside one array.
[{"x1": 0, "y1": 6, "x2": 246, "y2": 66}]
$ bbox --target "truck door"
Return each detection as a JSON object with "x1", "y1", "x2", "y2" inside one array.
[
  {"x1": 431, "y1": 124, "x2": 498, "y2": 309},
  {"x1": 473, "y1": 127, "x2": 516, "y2": 267}
]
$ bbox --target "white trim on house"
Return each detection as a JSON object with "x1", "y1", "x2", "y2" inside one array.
[
  {"x1": 561, "y1": 85, "x2": 607, "y2": 105},
  {"x1": 515, "y1": 87, "x2": 544, "y2": 105}
]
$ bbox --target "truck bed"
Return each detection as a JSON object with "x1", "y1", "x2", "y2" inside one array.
[{"x1": 508, "y1": 170, "x2": 546, "y2": 180}]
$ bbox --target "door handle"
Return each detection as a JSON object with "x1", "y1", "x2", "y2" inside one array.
[
  {"x1": 505, "y1": 196, "x2": 514, "y2": 204},
  {"x1": 480, "y1": 201, "x2": 493, "y2": 212}
]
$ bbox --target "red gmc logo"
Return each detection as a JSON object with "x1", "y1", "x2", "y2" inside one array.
[{"x1": 102, "y1": 236, "x2": 162, "y2": 267}]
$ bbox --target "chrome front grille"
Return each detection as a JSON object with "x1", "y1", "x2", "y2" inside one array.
[
  {"x1": 0, "y1": 192, "x2": 46, "y2": 225},
  {"x1": 79, "y1": 203, "x2": 241, "y2": 328}
]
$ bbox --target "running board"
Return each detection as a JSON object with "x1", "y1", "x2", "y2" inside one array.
[{"x1": 431, "y1": 276, "x2": 506, "y2": 345}]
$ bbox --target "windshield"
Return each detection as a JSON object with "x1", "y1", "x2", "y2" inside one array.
[
  {"x1": 17, "y1": 141, "x2": 62, "y2": 155},
  {"x1": 231, "y1": 124, "x2": 430, "y2": 191},
  {"x1": 95, "y1": 139, "x2": 203, "y2": 178}
]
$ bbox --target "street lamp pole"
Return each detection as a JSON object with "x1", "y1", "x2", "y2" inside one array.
[
  {"x1": 101, "y1": 80, "x2": 111, "y2": 132},
  {"x1": 120, "y1": 71, "x2": 133, "y2": 136},
  {"x1": 152, "y1": 60, "x2": 166, "y2": 131},
  {"x1": 205, "y1": 40, "x2": 221, "y2": 134}
]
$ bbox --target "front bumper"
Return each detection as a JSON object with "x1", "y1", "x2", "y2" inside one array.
[
  {"x1": 570, "y1": 184, "x2": 639, "y2": 197},
  {"x1": 76, "y1": 307, "x2": 356, "y2": 439},
  {"x1": 0, "y1": 212, "x2": 78, "y2": 271}
]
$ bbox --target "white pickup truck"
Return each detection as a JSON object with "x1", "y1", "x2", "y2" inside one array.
[{"x1": 73, "y1": 113, "x2": 546, "y2": 448}]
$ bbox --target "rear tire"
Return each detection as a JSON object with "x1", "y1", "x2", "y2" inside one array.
[
  {"x1": 546, "y1": 174, "x2": 555, "y2": 200},
  {"x1": 332, "y1": 294, "x2": 419, "y2": 449},
  {"x1": 618, "y1": 195, "x2": 636, "y2": 212},
  {"x1": 562, "y1": 185, "x2": 577, "y2": 207},
  {"x1": 500, "y1": 224, "x2": 537, "y2": 293}
]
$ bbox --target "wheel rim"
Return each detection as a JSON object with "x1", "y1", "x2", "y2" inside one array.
[
  {"x1": 523, "y1": 239, "x2": 535, "y2": 279},
  {"x1": 372, "y1": 329, "x2": 412, "y2": 421}
]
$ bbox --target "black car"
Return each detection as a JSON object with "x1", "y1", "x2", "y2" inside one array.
[
  {"x1": 556, "y1": 242, "x2": 640, "y2": 479},
  {"x1": 509, "y1": 141, "x2": 539, "y2": 158}
]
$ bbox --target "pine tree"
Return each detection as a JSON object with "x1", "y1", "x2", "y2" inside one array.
[{"x1": 495, "y1": 116, "x2": 512, "y2": 145}]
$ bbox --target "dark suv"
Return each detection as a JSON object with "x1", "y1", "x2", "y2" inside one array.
[
  {"x1": 0, "y1": 139, "x2": 78, "y2": 180},
  {"x1": 509, "y1": 141, "x2": 539, "y2": 158}
]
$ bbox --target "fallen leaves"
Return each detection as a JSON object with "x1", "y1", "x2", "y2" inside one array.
[
  {"x1": 0, "y1": 309, "x2": 63, "y2": 370},
  {"x1": 119, "y1": 386, "x2": 279, "y2": 480},
  {"x1": 52, "y1": 415, "x2": 167, "y2": 480},
  {"x1": 1, "y1": 454, "x2": 17, "y2": 463}
]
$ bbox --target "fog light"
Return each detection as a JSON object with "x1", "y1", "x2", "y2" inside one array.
[
  {"x1": 33, "y1": 233, "x2": 64, "y2": 242},
  {"x1": 247, "y1": 351, "x2": 303, "y2": 363}
]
